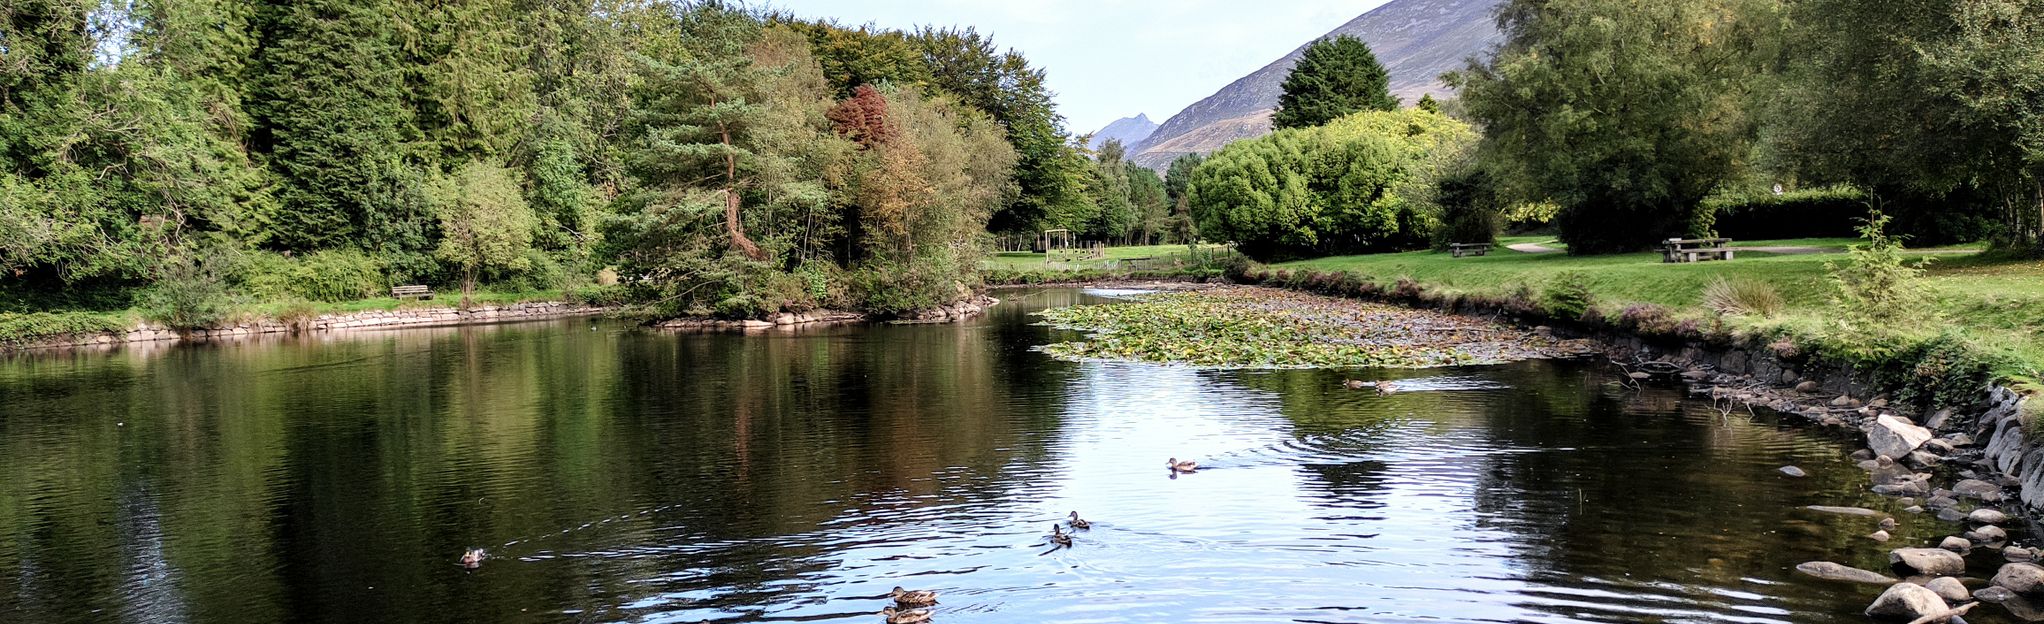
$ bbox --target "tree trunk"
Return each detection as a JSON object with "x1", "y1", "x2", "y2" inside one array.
[{"x1": 720, "y1": 119, "x2": 766, "y2": 261}]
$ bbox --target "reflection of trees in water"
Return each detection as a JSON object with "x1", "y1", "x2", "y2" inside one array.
[{"x1": 0, "y1": 315, "x2": 1081, "y2": 623}]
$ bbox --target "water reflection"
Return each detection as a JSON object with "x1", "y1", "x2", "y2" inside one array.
[{"x1": 0, "y1": 290, "x2": 2004, "y2": 623}]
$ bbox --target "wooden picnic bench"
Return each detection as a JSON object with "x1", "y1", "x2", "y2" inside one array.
[
  {"x1": 1449, "y1": 243, "x2": 1493, "y2": 258},
  {"x1": 391, "y1": 284, "x2": 434, "y2": 300},
  {"x1": 1662, "y1": 238, "x2": 1734, "y2": 263}
]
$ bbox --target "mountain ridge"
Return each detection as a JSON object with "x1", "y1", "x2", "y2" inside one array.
[
  {"x1": 1087, "y1": 114, "x2": 1160, "y2": 151},
  {"x1": 1129, "y1": 0, "x2": 1504, "y2": 170}
]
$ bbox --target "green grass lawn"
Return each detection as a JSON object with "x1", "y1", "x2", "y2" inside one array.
[
  {"x1": 983, "y1": 244, "x2": 1232, "y2": 271},
  {"x1": 1275, "y1": 241, "x2": 2044, "y2": 381}
]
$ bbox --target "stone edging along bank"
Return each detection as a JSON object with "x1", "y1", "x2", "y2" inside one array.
[
  {"x1": 13, "y1": 301, "x2": 611, "y2": 352},
  {"x1": 654, "y1": 295, "x2": 1000, "y2": 331}
]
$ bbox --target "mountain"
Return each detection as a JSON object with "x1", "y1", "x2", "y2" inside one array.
[
  {"x1": 1129, "y1": 0, "x2": 1504, "y2": 170},
  {"x1": 1088, "y1": 114, "x2": 1160, "y2": 151}
]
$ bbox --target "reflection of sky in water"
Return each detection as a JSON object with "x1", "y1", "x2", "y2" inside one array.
[{"x1": 0, "y1": 289, "x2": 1993, "y2": 624}]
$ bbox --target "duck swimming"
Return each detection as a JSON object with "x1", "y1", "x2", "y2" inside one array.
[
  {"x1": 459, "y1": 548, "x2": 486, "y2": 569},
  {"x1": 891, "y1": 586, "x2": 938, "y2": 608},
  {"x1": 1167, "y1": 458, "x2": 1199, "y2": 473},
  {"x1": 1047, "y1": 523, "x2": 1073, "y2": 548},
  {"x1": 1066, "y1": 511, "x2": 1091, "y2": 530}
]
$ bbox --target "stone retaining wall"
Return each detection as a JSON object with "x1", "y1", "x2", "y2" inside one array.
[{"x1": 17, "y1": 301, "x2": 609, "y2": 351}]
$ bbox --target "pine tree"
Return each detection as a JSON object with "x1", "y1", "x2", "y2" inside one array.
[
  {"x1": 248, "y1": 0, "x2": 422, "y2": 256},
  {"x1": 1274, "y1": 35, "x2": 1397, "y2": 130}
]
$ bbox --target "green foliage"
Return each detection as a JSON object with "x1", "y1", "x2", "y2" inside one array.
[
  {"x1": 1416, "y1": 94, "x2": 1441, "y2": 114},
  {"x1": 1704, "y1": 185, "x2": 1868, "y2": 240},
  {"x1": 237, "y1": 249, "x2": 385, "y2": 303},
  {"x1": 910, "y1": 26, "x2": 1084, "y2": 235},
  {"x1": 1770, "y1": 0, "x2": 2044, "y2": 253},
  {"x1": 140, "y1": 251, "x2": 242, "y2": 329},
  {"x1": 1274, "y1": 36, "x2": 1397, "y2": 130},
  {"x1": 1541, "y1": 271, "x2": 1594, "y2": 320},
  {"x1": 1827, "y1": 212, "x2": 1936, "y2": 333},
  {"x1": 1453, "y1": 0, "x2": 1774, "y2": 254},
  {"x1": 0, "y1": 311, "x2": 130, "y2": 348},
  {"x1": 1702, "y1": 277, "x2": 1785, "y2": 318},
  {"x1": 1186, "y1": 109, "x2": 1475, "y2": 260},
  {"x1": 432, "y1": 162, "x2": 537, "y2": 296},
  {"x1": 1087, "y1": 140, "x2": 1138, "y2": 241}
]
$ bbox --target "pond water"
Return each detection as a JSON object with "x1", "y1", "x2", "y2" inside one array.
[{"x1": 0, "y1": 288, "x2": 2011, "y2": 623}]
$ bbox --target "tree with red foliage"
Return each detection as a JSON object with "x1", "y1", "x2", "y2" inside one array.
[{"x1": 828, "y1": 84, "x2": 893, "y2": 148}]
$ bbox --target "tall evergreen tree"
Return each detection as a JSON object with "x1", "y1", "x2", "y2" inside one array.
[
  {"x1": 248, "y1": 0, "x2": 425, "y2": 262},
  {"x1": 1273, "y1": 35, "x2": 1397, "y2": 130}
]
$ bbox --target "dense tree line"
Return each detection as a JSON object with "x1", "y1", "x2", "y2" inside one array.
[
  {"x1": 1451, "y1": 0, "x2": 2044, "y2": 254},
  {"x1": 0, "y1": 0, "x2": 1089, "y2": 320}
]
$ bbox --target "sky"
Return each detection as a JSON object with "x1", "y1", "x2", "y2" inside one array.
[{"x1": 766, "y1": 0, "x2": 1392, "y2": 135}]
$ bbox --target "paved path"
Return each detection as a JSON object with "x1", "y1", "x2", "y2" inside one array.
[{"x1": 1507, "y1": 243, "x2": 1561, "y2": 254}]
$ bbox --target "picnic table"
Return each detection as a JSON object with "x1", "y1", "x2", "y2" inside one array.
[
  {"x1": 1449, "y1": 243, "x2": 1494, "y2": 258},
  {"x1": 1662, "y1": 238, "x2": 1734, "y2": 263}
]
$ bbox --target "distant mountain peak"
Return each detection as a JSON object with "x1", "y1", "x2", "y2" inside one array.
[
  {"x1": 1130, "y1": 0, "x2": 1503, "y2": 169},
  {"x1": 1088, "y1": 114, "x2": 1160, "y2": 151}
]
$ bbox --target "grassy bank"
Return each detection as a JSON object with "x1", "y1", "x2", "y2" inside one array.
[
  {"x1": 1258, "y1": 239, "x2": 2043, "y2": 399},
  {"x1": 0, "y1": 288, "x2": 592, "y2": 350},
  {"x1": 981, "y1": 245, "x2": 1243, "y2": 285}
]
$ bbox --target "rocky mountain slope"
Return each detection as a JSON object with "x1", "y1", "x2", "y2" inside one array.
[
  {"x1": 1087, "y1": 114, "x2": 1160, "y2": 151},
  {"x1": 1129, "y1": 0, "x2": 1503, "y2": 170}
]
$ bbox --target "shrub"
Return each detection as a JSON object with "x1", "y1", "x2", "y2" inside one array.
[
  {"x1": 0, "y1": 311, "x2": 129, "y2": 347},
  {"x1": 1704, "y1": 185, "x2": 1868, "y2": 240},
  {"x1": 1541, "y1": 272, "x2": 1594, "y2": 320},
  {"x1": 274, "y1": 299, "x2": 319, "y2": 331},
  {"x1": 1828, "y1": 211, "x2": 1935, "y2": 333},
  {"x1": 1701, "y1": 277, "x2": 1785, "y2": 318},
  {"x1": 142, "y1": 253, "x2": 242, "y2": 329},
  {"x1": 239, "y1": 249, "x2": 385, "y2": 303}
]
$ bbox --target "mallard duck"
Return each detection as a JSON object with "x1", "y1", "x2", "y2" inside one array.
[
  {"x1": 1167, "y1": 458, "x2": 1199, "y2": 473},
  {"x1": 1066, "y1": 511, "x2": 1091, "y2": 530},
  {"x1": 459, "y1": 548, "x2": 486, "y2": 568},
  {"x1": 1047, "y1": 523, "x2": 1073, "y2": 548},
  {"x1": 1375, "y1": 380, "x2": 1397, "y2": 396},
  {"x1": 1344, "y1": 379, "x2": 1367, "y2": 389},
  {"x1": 891, "y1": 586, "x2": 938, "y2": 608},
  {"x1": 879, "y1": 606, "x2": 933, "y2": 624}
]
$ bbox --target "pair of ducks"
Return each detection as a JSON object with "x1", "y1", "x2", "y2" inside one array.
[
  {"x1": 1047, "y1": 511, "x2": 1091, "y2": 548},
  {"x1": 879, "y1": 586, "x2": 938, "y2": 623},
  {"x1": 1344, "y1": 379, "x2": 1398, "y2": 396}
]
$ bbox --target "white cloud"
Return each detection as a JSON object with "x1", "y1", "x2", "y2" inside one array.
[{"x1": 766, "y1": 0, "x2": 1390, "y2": 134}]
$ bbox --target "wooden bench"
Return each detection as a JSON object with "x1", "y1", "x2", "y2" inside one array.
[
  {"x1": 1662, "y1": 238, "x2": 1735, "y2": 263},
  {"x1": 1449, "y1": 243, "x2": 1493, "y2": 258},
  {"x1": 391, "y1": 285, "x2": 434, "y2": 300}
]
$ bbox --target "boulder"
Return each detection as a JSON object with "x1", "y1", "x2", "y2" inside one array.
[
  {"x1": 1853, "y1": 449, "x2": 1877, "y2": 461},
  {"x1": 1968, "y1": 525, "x2": 2008, "y2": 543},
  {"x1": 1904, "y1": 450, "x2": 1943, "y2": 469},
  {"x1": 1869, "y1": 530, "x2": 1892, "y2": 542},
  {"x1": 1881, "y1": 517, "x2": 1899, "y2": 531},
  {"x1": 1926, "y1": 408, "x2": 1954, "y2": 430},
  {"x1": 1954, "y1": 479, "x2": 2002, "y2": 500},
  {"x1": 1939, "y1": 507, "x2": 1971, "y2": 523},
  {"x1": 1996, "y1": 563, "x2": 2044, "y2": 596},
  {"x1": 1926, "y1": 496, "x2": 1960, "y2": 510},
  {"x1": 1807, "y1": 505, "x2": 1883, "y2": 517},
  {"x1": 2009, "y1": 547, "x2": 2038, "y2": 563},
  {"x1": 1893, "y1": 548, "x2": 1968, "y2": 576},
  {"x1": 1779, "y1": 466, "x2": 1808, "y2": 478},
  {"x1": 1926, "y1": 576, "x2": 1972, "y2": 603},
  {"x1": 1864, "y1": 582, "x2": 1948, "y2": 621},
  {"x1": 1904, "y1": 506, "x2": 1927, "y2": 514},
  {"x1": 1940, "y1": 536, "x2": 1974, "y2": 553},
  {"x1": 1925, "y1": 439, "x2": 1956, "y2": 454},
  {"x1": 1834, "y1": 395, "x2": 1858, "y2": 407},
  {"x1": 1971, "y1": 508, "x2": 2011, "y2": 525},
  {"x1": 1796, "y1": 561, "x2": 1898, "y2": 585},
  {"x1": 1868, "y1": 414, "x2": 1936, "y2": 461},
  {"x1": 1796, "y1": 380, "x2": 1821, "y2": 393},
  {"x1": 1977, "y1": 586, "x2": 2018, "y2": 603}
]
